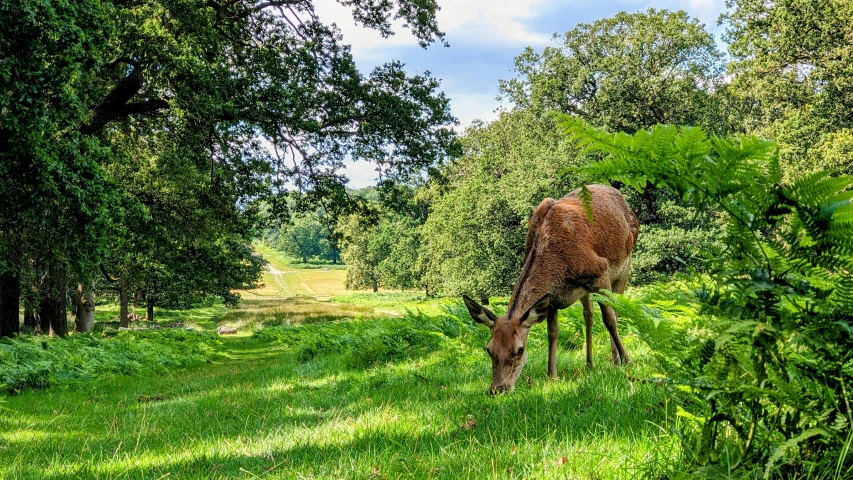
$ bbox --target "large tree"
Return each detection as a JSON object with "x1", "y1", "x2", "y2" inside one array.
[
  {"x1": 0, "y1": 0, "x2": 457, "y2": 336},
  {"x1": 277, "y1": 214, "x2": 334, "y2": 264},
  {"x1": 722, "y1": 0, "x2": 853, "y2": 178},
  {"x1": 499, "y1": 8, "x2": 733, "y2": 135}
]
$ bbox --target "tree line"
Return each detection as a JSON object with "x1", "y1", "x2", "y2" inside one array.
[{"x1": 0, "y1": 0, "x2": 457, "y2": 337}]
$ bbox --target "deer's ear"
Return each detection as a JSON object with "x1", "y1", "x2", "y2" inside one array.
[
  {"x1": 520, "y1": 294, "x2": 551, "y2": 328},
  {"x1": 463, "y1": 295, "x2": 496, "y2": 328}
]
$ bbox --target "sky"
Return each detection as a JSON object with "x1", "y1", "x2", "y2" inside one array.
[{"x1": 313, "y1": 0, "x2": 729, "y2": 188}]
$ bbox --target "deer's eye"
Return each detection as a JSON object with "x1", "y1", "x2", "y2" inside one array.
[{"x1": 517, "y1": 347, "x2": 525, "y2": 356}]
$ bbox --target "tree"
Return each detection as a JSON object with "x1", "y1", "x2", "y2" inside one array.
[
  {"x1": 499, "y1": 8, "x2": 732, "y2": 135},
  {"x1": 97, "y1": 129, "x2": 266, "y2": 325},
  {"x1": 0, "y1": 0, "x2": 457, "y2": 337},
  {"x1": 722, "y1": 0, "x2": 853, "y2": 178},
  {"x1": 277, "y1": 215, "x2": 333, "y2": 263},
  {"x1": 338, "y1": 212, "x2": 422, "y2": 293}
]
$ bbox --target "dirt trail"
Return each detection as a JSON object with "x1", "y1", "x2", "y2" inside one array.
[{"x1": 266, "y1": 264, "x2": 294, "y2": 296}]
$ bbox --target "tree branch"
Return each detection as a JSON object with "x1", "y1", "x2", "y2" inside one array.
[
  {"x1": 99, "y1": 264, "x2": 120, "y2": 284},
  {"x1": 80, "y1": 64, "x2": 170, "y2": 135}
]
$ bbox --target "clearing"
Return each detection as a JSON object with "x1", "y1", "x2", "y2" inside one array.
[{"x1": 0, "y1": 249, "x2": 677, "y2": 479}]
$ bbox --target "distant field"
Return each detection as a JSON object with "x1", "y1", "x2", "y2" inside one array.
[{"x1": 243, "y1": 244, "x2": 351, "y2": 300}]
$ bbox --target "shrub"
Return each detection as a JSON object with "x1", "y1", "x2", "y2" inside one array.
[
  {"x1": 0, "y1": 330, "x2": 223, "y2": 394},
  {"x1": 559, "y1": 116, "x2": 853, "y2": 477}
]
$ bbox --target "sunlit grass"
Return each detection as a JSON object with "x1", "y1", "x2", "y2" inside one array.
[{"x1": 0, "y1": 296, "x2": 681, "y2": 479}]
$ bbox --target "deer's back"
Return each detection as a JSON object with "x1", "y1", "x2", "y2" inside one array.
[{"x1": 512, "y1": 185, "x2": 639, "y2": 312}]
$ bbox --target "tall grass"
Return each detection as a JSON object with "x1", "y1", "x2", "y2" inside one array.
[{"x1": 0, "y1": 330, "x2": 223, "y2": 394}]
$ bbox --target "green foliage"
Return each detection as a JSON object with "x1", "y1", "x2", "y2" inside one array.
[
  {"x1": 276, "y1": 214, "x2": 337, "y2": 263},
  {"x1": 500, "y1": 8, "x2": 732, "y2": 134},
  {"x1": 628, "y1": 200, "x2": 721, "y2": 284},
  {"x1": 0, "y1": 330, "x2": 223, "y2": 394},
  {"x1": 723, "y1": 0, "x2": 853, "y2": 179},
  {"x1": 338, "y1": 212, "x2": 423, "y2": 292},
  {"x1": 254, "y1": 308, "x2": 473, "y2": 368},
  {"x1": 559, "y1": 115, "x2": 853, "y2": 476}
]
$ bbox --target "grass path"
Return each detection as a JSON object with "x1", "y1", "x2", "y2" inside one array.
[{"x1": 242, "y1": 245, "x2": 350, "y2": 301}]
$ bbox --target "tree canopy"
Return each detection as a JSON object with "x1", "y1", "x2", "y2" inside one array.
[{"x1": 0, "y1": 0, "x2": 458, "y2": 336}]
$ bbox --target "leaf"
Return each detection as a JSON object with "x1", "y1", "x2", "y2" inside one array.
[
  {"x1": 765, "y1": 429, "x2": 823, "y2": 475},
  {"x1": 579, "y1": 184, "x2": 594, "y2": 224}
]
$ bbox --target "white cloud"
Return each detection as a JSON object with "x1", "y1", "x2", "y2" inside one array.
[
  {"x1": 437, "y1": 1, "x2": 556, "y2": 47},
  {"x1": 312, "y1": 0, "x2": 557, "y2": 61},
  {"x1": 341, "y1": 159, "x2": 380, "y2": 189}
]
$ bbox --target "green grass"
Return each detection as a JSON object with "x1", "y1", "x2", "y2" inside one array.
[{"x1": 0, "y1": 297, "x2": 681, "y2": 479}]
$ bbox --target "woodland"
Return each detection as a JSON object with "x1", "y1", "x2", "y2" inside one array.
[{"x1": 1, "y1": 0, "x2": 853, "y2": 478}]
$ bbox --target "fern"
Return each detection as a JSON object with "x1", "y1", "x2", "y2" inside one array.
[{"x1": 557, "y1": 114, "x2": 853, "y2": 477}]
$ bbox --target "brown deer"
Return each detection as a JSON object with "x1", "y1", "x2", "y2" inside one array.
[{"x1": 463, "y1": 184, "x2": 639, "y2": 394}]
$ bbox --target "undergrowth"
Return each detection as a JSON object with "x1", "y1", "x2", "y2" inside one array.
[
  {"x1": 0, "y1": 330, "x2": 223, "y2": 394},
  {"x1": 561, "y1": 116, "x2": 853, "y2": 477},
  {"x1": 254, "y1": 307, "x2": 479, "y2": 369}
]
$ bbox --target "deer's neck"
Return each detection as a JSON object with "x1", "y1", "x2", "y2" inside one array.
[{"x1": 507, "y1": 246, "x2": 562, "y2": 319}]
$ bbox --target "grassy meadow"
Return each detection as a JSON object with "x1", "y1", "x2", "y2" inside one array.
[{"x1": 0, "y1": 249, "x2": 682, "y2": 479}]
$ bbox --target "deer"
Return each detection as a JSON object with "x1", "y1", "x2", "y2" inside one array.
[{"x1": 463, "y1": 184, "x2": 639, "y2": 394}]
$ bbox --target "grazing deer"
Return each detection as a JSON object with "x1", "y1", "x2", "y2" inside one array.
[{"x1": 463, "y1": 185, "x2": 639, "y2": 394}]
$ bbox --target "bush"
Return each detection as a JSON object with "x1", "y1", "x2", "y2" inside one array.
[
  {"x1": 0, "y1": 330, "x2": 223, "y2": 394},
  {"x1": 560, "y1": 116, "x2": 853, "y2": 477}
]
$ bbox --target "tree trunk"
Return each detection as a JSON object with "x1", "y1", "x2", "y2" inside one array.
[
  {"x1": 74, "y1": 283, "x2": 95, "y2": 333},
  {"x1": 480, "y1": 296, "x2": 489, "y2": 306},
  {"x1": 0, "y1": 271, "x2": 20, "y2": 338},
  {"x1": 38, "y1": 302, "x2": 50, "y2": 334},
  {"x1": 70, "y1": 285, "x2": 82, "y2": 331},
  {"x1": 133, "y1": 289, "x2": 144, "y2": 309},
  {"x1": 302, "y1": 256, "x2": 307, "y2": 263},
  {"x1": 24, "y1": 301, "x2": 37, "y2": 330},
  {"x1": 146, "y1": 301, "x2": 154, "y2": 323},
  {"x1": 119, "y1": 277, "x2": 129, "y2": 328},
  {"x1": 372, "y1": 282, "x2": 378, "y2": 293},
  {"x1": 39, "y1": 263, "x2": 67, "y2": 336}
]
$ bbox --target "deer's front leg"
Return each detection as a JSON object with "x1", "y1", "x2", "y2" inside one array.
[
  {"x1": 580, "y1": 294, "x2": 595, "y2": 368},
  {"x1": 546, "y1": 307, "x2": 559, "y2": 379}
]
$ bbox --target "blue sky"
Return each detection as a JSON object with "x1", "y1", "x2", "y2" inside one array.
[{"x1": 313, "y1": 0, "x2": 728, "y2": 187}]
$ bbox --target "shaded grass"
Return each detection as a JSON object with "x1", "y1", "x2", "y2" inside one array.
[
  {"x1": 0, "y1": 299, "x2": 681, "y2": 479},
  {"x1": 93, "y1": 303, "x2": 230, "y2": 331}
]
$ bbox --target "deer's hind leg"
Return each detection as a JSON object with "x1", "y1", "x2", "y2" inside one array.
[
  {"x1": 593, "y1": 275, "x2": 631, "y2": 366},
  {"x1": 608, "y1": 271, "x2": 630, "y2": 365}
]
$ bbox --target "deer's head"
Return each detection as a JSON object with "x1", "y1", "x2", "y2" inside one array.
[{"x1": 462, "y1": 294, "x2": 551, "y2": 394}]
